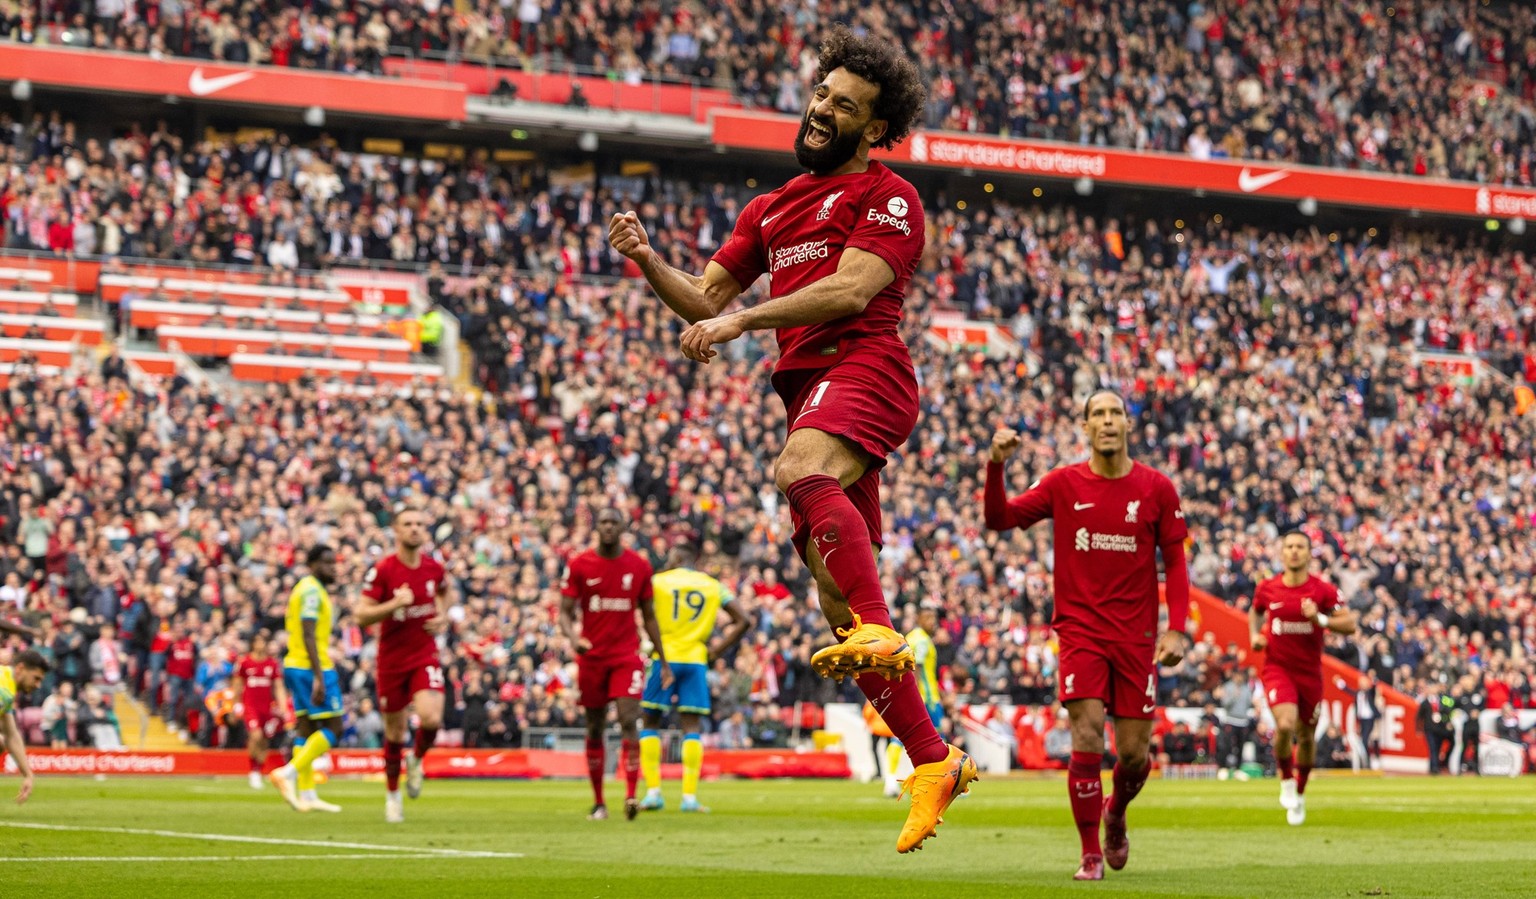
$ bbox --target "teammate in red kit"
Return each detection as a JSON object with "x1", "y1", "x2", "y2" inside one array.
[
  {"x1": 1250, "y1": 531, "x2": 1357, "y2": 826},
  {"x1": 984, "y1": 392, "x2": 1192, "y2": 881},
  {"x1": 608, "y1": 25, "x2": 974, "y2": 853},
  {"x1": 232, "y1": 630, "x2": 287, "y2": 790},
  {"x1": 558, "y1": 508, "x2": 668, "y2": 822},
  {"x1": 355, "y1": 505, "x2": 450, "y2": 824}
]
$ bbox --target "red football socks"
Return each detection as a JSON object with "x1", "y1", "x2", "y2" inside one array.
[
  {"x1": 783, "y1": 475, "x2": 892, "y2": 628},
  {"x1": 585, "y1": 737, "x2": 605, "y2": 806},
  {"x1": 620, "y1": 739, "x2": 640, "y2": 800},
  {"x1": 414, "y1": 726, "x2": 438, "y2": 758},
  {"x1": 855, "y1": 670, "x2": 947, "y2": 767},
  {"x1": 1109, "y1": 759, "x2": 1149, "y2": 816},
  {"x1": 1297, "y1": 764, "x2": 1312, "y2": 794},
  {"x1": 384, "y1": 740, "x2": 405, "y2": 792},
  {"x1": 248, "y1": 754, "x2": 261, "y2": 773},
  {"x1": 1278, "y1": 752, "x2": 1295, "y2": 781},
  {"x1": 1068, "y1": 751, "x2": 1104, "y2": 855}
]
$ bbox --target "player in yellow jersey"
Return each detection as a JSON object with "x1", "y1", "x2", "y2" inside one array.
[
  {"x1": 269, "y1": 545, "x2": 344, "y2": 813},
  {"x1": 909, "y1": 606, "x2": 944, "y2": 729},
  {"x1": 638, "y1": 539, "x2": 750, "y2": 813},
  {"x1": 1, "y1": 650, "x2": 50, "y2": 805}
]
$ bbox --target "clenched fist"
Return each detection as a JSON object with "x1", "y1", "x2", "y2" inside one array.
[{"x1": 990, "y1": 427, "x2": 1022, "y2": 463}]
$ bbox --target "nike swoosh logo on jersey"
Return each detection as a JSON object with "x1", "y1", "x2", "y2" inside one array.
[
  {"x1": 761, "y1": 211, "x2": 785, "y2": 228},
  {"x1": 1142, "y1": 703, "x2": 1156, "y2": 714},
  {"x1": 1073, "y1": 502, "x2": 1094, "y2": 510},
  {"x1": 586, "y1": 578, "x2": 602, "y2": 586},
  {"x1": 188, "y1": 68, "x2": 256, "y2": 97},
  {"x1": 1269, "y1": 602, "x2": 1284, "y2": 610}
]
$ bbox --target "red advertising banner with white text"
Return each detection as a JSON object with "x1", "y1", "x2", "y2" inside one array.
[
  {"x1": 711, "y1": 110, "x2": 1536, "y2": 221},
  {"x1": 0, "y1": 45, "x2": 466, "y2": 122},
  {"x1": 6, "y1": 747, "x2": 851, "y2": 779},
  {"x1": 1187, "y1": 587, "x2": 1428, "y2": 773}
]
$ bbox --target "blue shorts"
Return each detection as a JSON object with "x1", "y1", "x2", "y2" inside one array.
[
  {"x1": 642, "y1": 661, "x2": 710, "y2": 715},
  {"x1": 284, "y1": 667, "x2": 343, "y2": 720}
]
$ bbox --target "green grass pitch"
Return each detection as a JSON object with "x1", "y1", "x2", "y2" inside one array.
[{"x1": 3, "y1": 774, "x2": 1532, "y2": 897}]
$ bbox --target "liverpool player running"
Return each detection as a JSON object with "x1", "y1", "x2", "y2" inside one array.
[
  {"x1": 1250, "y1": 531, "x2": 1357, "y2": 825},
  {"x1": 356, "y1": 505, "x2": 450, "y2": 824},
  {"x1": 232, "y1": 631, "x2": 287, "y2": 790},
  {"x1": 609, "y1": 25, "x2": 975, "y2": 852},
  {"x1": 559, "y1": 508, "x2": 668, "y2": 822},
  {"x1": 984, "y1": 392, "x2": 1191, "y2": 881}
]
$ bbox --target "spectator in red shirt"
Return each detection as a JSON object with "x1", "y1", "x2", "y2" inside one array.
[{"x1": 165, "y1": 625, "x2": 198, "y2": 738}]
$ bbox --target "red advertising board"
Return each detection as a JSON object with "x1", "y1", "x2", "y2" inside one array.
[
  {"x1": 381, "y1": 59, "x2": 738, "y2": 123},
  {"x1": 1187, "y1": 587, "x2": 1427, "y2": 772},
  {"x1": 710, "y1": 110, "x2": 1536, "y2": 221},
  {"x1": 6, "y1": 747, "x2": 851, "y2": 779},
  {"x1": 0, "y1": 45, "x2": 466, "y2": 122}
]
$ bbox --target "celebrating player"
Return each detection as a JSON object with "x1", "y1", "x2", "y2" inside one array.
[
  {"x1": 356, "y1": 505, "x2": 450, "y2": 825},
  {"x1": 269, "y1": 545, "x2": 343, "y2": 814},
  {"x1": 559, "y1": 508, "x2": 667, "y2": 822},
  {"x1": 1250, "y1": 531, "x2": 1358, "y2": 825},
  {"x1": 232, "y1": 631, "x2": 287, "y2": 790},
  {"x1": 984, "y1": 392, "x2": 1191, "y2": 881},
  {"x1": 609, "y1": 25, "x2": 975, "y2": 852},
  {"x1": 638, "y1": 537, "x2": 751, "y2": 813},
  {"x1": 1, "y1": 649, "x2": 50, "y2": 805}
]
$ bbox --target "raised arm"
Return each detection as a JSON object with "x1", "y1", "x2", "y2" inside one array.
[
  {"x1": 677, "y1": 248, "x2": 896, "y2": 364},
  {"x1": 983, "y1": 428, "x2": 1052, "y2": 532},
  {"x1": 610, "y1": 212, "x2": 744, "y2": 324}
]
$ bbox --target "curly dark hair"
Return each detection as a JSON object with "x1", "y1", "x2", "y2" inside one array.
[{"x1": 815, "y1": 25, "x2": 927, "y2": 150}]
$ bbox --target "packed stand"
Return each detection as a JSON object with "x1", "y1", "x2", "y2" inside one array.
[
  {"x1": 3, "y1": 1, "x2": 1535, "y2": 185},
  {"x1": 2, "y1": 178, "x2": 1534, "y2": 773},
  {"x1": 0, "y1": 108, "x2": 724, "y2": 287}
]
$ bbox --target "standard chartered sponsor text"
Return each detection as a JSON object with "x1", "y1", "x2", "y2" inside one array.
[
  {"x1": 772, "y1": 240, "x2": 830, "y2": 272},
  {"x1": 922, "y1": 139, "x2": 1108, "y2": 177},
  {"x1": 1088, "y1": 532, "x2": 1139, "y2": 553}
]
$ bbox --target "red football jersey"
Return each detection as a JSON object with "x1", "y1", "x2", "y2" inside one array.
[
  {"x1": 560, "y1": 549, "x2": 654, "y2": 660},
  {"x1": 1254, "y1": 574, "x2": 1341, "y2": 675},
  {"x1": 363, "y1": 553, "x2": 447, "y2": 671},
  {"x1": 710, "y1": 161, "x2": 925, "y2": 373},
  {"x1": 998, "y1": 461, "x2": 1187, "y2": 646},
  {"x1": 236, "y1": 655, "x2": 280, "y2": 717}
]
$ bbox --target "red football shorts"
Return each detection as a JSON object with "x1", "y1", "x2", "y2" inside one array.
[
  {"x1": 1261, "y1": 666, "x2": 1324, "y2": 726},
  {"x1": 1057, "y1": 640, "x2": 1158, "y2": 720},
  {"x1": 244, "y1": 713, "x2": 282, "y2": 741},
  {"x1": 376, "y1": 663, "x2": 445, "y2": 714},
  {"x1": 578, "y1": 654, "x2": 645, "y2": 709},
  {"x1": 773, "y1": 350, "x2": 920, "y2": 562}
]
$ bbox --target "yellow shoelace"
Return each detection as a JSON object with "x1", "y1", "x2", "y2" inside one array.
[{"x1": 834, "y1": 613, "x2": 866, "y2": 640}]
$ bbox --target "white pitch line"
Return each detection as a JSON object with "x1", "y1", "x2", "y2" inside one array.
[
  {"x1": 0, "y1": 853, "x2": 473, "y2": 863},
  {"x1": 0, "y1": 822, "x2": 523, "y2": 858}
]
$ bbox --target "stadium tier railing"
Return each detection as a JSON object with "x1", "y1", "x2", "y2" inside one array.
[{"x1": 380, "y1": 46, "x2": 739, "y2": 121}]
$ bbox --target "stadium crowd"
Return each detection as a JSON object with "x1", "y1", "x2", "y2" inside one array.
[
  {"x1": 2, "y1": 164, "x2": 1534, "y2": 770},
  {"x1": 3, "y1": 1, "x2": 1535, "y2": 185}
]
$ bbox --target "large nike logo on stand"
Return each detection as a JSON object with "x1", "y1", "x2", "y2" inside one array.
[
  {"x1": 1237, "y1": 167, "x2": 1289, "y2": 193},
  {"x1": 189, "y1": 68, "x2": 256, "y2": 97}
]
